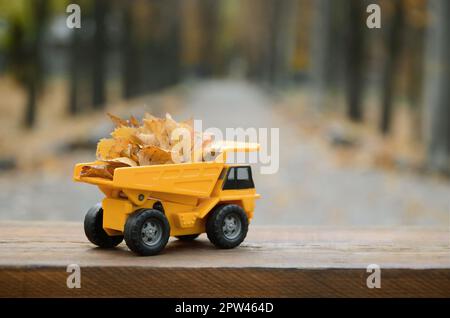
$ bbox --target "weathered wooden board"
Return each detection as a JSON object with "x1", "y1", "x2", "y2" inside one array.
[{"x1": 0, "y1": 222, "x2": 448, "y2": 297}]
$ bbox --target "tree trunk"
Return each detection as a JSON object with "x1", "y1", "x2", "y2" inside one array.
[
  {"x1": 265, "y1": 0, "x2": 298, "y2": 86},
  {"x1": 92, "y1": 0, "x2": 107, "y2": 108},
  {"x1": 24, "y1": 0, "x2": 47, "y2": 128},
  {"x1": 310, "y1": 0, "x2": 332, "y2": 109},
  {"x1": 68, "y1": 27, "x2": 81, "y2": 115},
  {"x1": 423, "y1": 0, "x2": 450, "y2": 173},
  {"x1": 122, "y1": 3, "x2": 139, "y2": 99},
  {"x1": 345, "y1": 0, "x2": 366, "y2": 121},
  {"x1": 198, "y1": 0, "x2": 220, "y2": 76},
  {"x1": 144, "y1": 0, "x2": 181, "y2": 91},
  {"x1": 380, "y1": 0, "x2": 404, "y2": 134},
  {"x1": 24, "y1": 80, "x2": 37, "y2": 128},
  {"x1": 406, "y1": 18, "x2": 425, "y2": 142}
]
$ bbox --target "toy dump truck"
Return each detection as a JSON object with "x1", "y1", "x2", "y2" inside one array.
[{"x1": 73, "y1": 142, "x2": 260, "y2": 256}]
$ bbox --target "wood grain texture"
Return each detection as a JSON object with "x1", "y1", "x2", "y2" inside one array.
[{"x1": 0, "y1": 222, "x2": 449, "y2": 297}]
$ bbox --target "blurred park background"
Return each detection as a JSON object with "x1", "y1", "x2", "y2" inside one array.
[{"x1": 0, "y1": 0, "x2": 448, "y2": 226}]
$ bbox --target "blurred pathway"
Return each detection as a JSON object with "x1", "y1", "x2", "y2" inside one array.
[{"x1": 0, "y1": 80, "x2": 449, "y2": 226}]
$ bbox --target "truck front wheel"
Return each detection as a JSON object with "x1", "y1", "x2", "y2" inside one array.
[
  {"x1": 84, "y1": 203, "x2": 123, "y2": 248},
  {"x1": 124, "y1": 209, "x2": 170, "y2": 256},
  {"x1": 206, "y1": 204, "x2": 249, "y2": 249}
]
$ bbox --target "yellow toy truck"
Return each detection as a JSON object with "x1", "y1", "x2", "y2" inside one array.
[{"x1": 73, "y1": 142, "x2": 260, "y2": 256}]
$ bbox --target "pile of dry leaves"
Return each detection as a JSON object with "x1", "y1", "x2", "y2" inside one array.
[{"x1": 80, "y1": 113, "x2": 213, "y2": 179}]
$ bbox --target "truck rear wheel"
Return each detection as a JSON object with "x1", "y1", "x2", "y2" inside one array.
[
  {"x1": 84, "y1": 203, "x2": 123, "y2": 248},
  {"x1": 124, "y1": 209, "x2": 170, "y2": 256},
  {"x1": 206, "y1": 204, "x2": 248, "y2": 249},
  {"x1": 175, "y1": 234, "x2": 200, "y2": 241}
]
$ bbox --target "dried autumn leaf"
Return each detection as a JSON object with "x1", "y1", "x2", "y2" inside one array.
[
  {"x1": 107, "y1": 113, "x2": 129, "y2": 127},
  {"x1": 129, "y1": 144, "x2": 140, "y2": 163},
  {"x1": 135, "y1": 132, "x2": 157, "y2": 146},
  {"x1": 105, "y1": 157, "x2": 138, "y2": 167},
  {"x1": 80, "y1": 165, "x2": 113, "y2": 179},
  {"x1": 111, "y1": 126, "x2": 136, "y2": 139},
  {"x1": 96, "y1": 138, "x2": 115, "y2": 160},
  {"x1": 108, "y1": 113, "x2": 142, "y2": 128},
  {"x1": 138, "y1": 145, "x2": 173, "y2": 165},
  {"x1": 129, "y1": 115, "x2": 140, "y2": 127},
  {"x1": 96, "y1": 137, "x2": 129, "y2": 160},
  {"x1": 144, "y1": 117, "x2": 171, "y2": 150},
  {"x1": 164, "y1": 113, "x2": 178, "y2": 136}
]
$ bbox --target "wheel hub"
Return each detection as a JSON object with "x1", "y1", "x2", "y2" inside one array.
[
  {"x1": 222, "y1": 214, "x2": 242, "y2": 240},
  {"x1": 141, "y1": 220, "x2": 162, "y2": 246}
]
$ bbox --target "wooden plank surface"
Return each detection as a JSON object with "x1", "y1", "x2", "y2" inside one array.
[{"x1": 0, "y1": 222, "x2": 449, "y2": 297}]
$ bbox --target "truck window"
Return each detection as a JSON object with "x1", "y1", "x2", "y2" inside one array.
[
  {"x1": 237, "y1": 167, "x2": 249, "y2": 180},
  {"x1": 222, "y1": 168, "x2": 235, "y2": 190},
  {"x1": 222, "y1": 166, "x2": 254, "y2": 190}
]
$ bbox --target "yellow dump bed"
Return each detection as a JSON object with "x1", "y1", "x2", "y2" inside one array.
[
  {"x1": 74, "y1": 141, "x2": 260, "y2": 198},
  {"x1": 74, "y1": 161, "x2": 225, "y2": 198}
]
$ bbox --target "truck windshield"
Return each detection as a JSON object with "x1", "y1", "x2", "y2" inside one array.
[{"x1": 223, "y1": 166, "x2": 255, "y2": 190}]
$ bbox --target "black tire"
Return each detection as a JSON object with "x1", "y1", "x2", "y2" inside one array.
[
  {"x1": 124, "y1": 209, "x2": 170, "y2": 256},
  {"x1": 206, "y1": 204, "x2": 248, "y2": 249},
  {"x1": 175, "y1": 234, "x2": 200, "y2": 241},
  {"x1": 84, "y1": 203, "x2": 123, "y2": 248}
]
